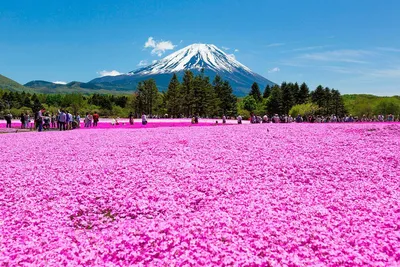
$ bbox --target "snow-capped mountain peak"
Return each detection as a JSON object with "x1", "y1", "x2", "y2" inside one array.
[{"x1": 130, "y1": 43, "x2": 252, "y2": 75}]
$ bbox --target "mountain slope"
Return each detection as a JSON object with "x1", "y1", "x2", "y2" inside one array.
[
  {"x1": 23, "y1": 80, "x2": 122, "y2": 94},
  {"x1": 89, "y1": 44, "x2": 275, "y2": 96},
  {"x1": 0, "y1": 74, "x2": 30, "y2": 92}
]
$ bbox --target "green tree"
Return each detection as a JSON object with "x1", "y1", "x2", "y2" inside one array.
[
  {"x1": 31, "y1": 94, "x2": 43, "y2": 113},
  {"x1": 298, "y1": 82, "x2": 310, "y2": 105},
  {"x1": 213, "y1": 75, "x2": 237, "y2": 116},
  {"x1": 243, "y1": 95, "x2": 257, "y2": 112},
  {"x1": 330, "y1": 89, "x2": 346, "y2": 116},
  {"x1": 249, "y1": 82, "x2": 262, "y2": 102},
  {"x1": 181, "y1": 70, "x2": 194, "y2": 116},
  {"x1": 135, "y1": 79, "x2": 159, "y2": 115},
  {"x1": 289, "y1": 103, "x2": 320, "y2": 117},
  {"x1": 266, "y1": 85, "x2": 282, "y2": 115},
  {"x1": 263, "y1": 85, "x2": 271, "y2": 99},
  {"x1": 165, "y1": 74, "x2": 181, "y2": 117},
  {"x1": 374, "y1": 98, "x2": 400, "y2": 115},
  {"x1": 311, "y1": 85, "x2": 325, "y2": 108},
  {"x1": 281, "y1": 82, "x2": 294, "y2": 115}
]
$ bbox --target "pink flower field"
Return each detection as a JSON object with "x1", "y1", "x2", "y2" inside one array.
[{"x1": 0, "y1": 123, "x2": 399, "y2": 266}]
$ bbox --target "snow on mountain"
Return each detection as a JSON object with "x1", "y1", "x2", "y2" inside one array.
[
  {"x1": 89, "y1": 43, "x2": 275, "y2": 96},
  {"x1": 130, "y1": 43, "x2": 252, "y2": 75}
]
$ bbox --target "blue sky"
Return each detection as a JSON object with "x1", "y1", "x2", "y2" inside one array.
[{"x1": 1, "y1": 0, "x2": 399, "y2": 95}]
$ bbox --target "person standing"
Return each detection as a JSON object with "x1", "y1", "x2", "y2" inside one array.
[
  {"x1": 51, "y1": 113, "x2": 56, "y2": 128},
  {"x1": 65, "y1": 110, "x2": 70, "y2": 130},
  {"x1": 5, "y1": 113, "x2": 12, "y2": 128},
  {"x1": 58, "y1": 110, "x2": 66, "y2": 131},
  {"x1": 76, "y1": 114, "x2": 81, "y2": 128},
  {"x1": 237, "y1": 115, "x2": 242, "y2": 124},
  {"x1": 84, "y1": 113, "x2": 89, "y2": 127},
  {"x1": 24, "y1": 112, "x2": 30, "y2": 129},
  {"x1": 222, "y1": 115, "x2": 226, "y2": 124},
  {"x1": 129, "y1": 112, "x2": 134, "y2": 125},
  {"x1": 88, "y1": 113, "x2": 93, "y2": 127},
  {"x1": 93, "y1": 112, "x2": 99, "y2": 127},
  {"x1": 141, "y1": 113, "x2": 147, "y2": 125},
  {"x1": 36, "y1": 109, "x2": 44, "y2": 132},
  {"x1": 20, "y1": 112, "x2": 25, "y2": 129}
]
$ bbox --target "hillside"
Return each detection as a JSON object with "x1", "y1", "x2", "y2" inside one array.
[
  {"x1": 0, "y1": 74, "x2": 29, "y2": 92},
  {"x1": 23, "y1": 80, "x2": 130, "y2": 95},
  {"x1": 342, "y1": 94, "x2": 400, "y2": 116}
]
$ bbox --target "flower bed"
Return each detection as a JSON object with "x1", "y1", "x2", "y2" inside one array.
[{"x1": 0, "y1": 123, "x2": 399, "y2": 265}]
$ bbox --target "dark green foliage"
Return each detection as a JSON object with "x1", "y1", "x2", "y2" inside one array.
[
  {"x1": 263, "y1": 85, "x2": 271, "y2": 99},
  {"x1": 134, "y1": 79, "x2": 159, "y2": 115},
  {"x1": 281, "y1": 82, "x2": 294, "y2": 115},
  {"x1": 213, "y1": 75, "x2": 237, "y2": 116},
  {"x1": 243, "y1": 95, "x2": 257, "y2": 112},
  {"x1": 249, "y1": 82, "x2": 262, "y2": 102},
  {"x1": 298, "y1": 82, "x2": 310, "y2": 104},
  {"x1": 266, "y1": 85, "x2": 282, "y2": 115},
  {"x1": 165, "y1": 74, "x2": 181, "y2": 117}
]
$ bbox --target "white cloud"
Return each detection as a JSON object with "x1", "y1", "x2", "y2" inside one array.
[
  {"x1": 144, "y1": 37, "x2": 176, "y2": 57},
  {"x1": 266, "y1": 43, "x2": 285, "y2": 48},
  {"x1": 53, "y1": 81, "x2": 67, "y2": 85},
  {"x1": 268, "y1": 67, "x2": 280, "y2": 73},
  {"x1": 234, "y1": 49, "x2": 239, "y2": 53},
  {"x1": 137, "y1": 60, "x2": 148, "y2": 67},
  {"x1": 222, "y1": 46, "x2": 230, "y2": 51},
  {"x1": 152, "y1": 60, "x2": 158, "y2": 64},
  {"x1": 97, "y1": 70, "x2": 123, "y2": 77}
]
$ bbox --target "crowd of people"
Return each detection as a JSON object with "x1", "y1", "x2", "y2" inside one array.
[
  {"x1": 246, "y1": 113, "x2": 400, "y2": 124},
  {"x1": 2, "y1": 109, "x2": 101, "y2": 131},
  {"x1": 2, "y1": 110, "x2": 399, "y2": 131}
]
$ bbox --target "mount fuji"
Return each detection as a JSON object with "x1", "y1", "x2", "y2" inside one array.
[{"x1": 89, "y1": 44, "x2": 275, "y2": 96}]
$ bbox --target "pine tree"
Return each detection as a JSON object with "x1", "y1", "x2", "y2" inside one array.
[
  {"x1": 213, "y1": 75, "x2": 237, "y2": 116},
  {"x1": 165, "y1": 74, "x2": 181, "y2": 117},
  {"x1": 134, "y1": 79, "x2": 158, "y2": 115},
  {"x1": 330, "y1": 89, "x2": 346, "y2": 116},
  {"x1": 281, "y1": 82, "x2": 294, "y2": 115},
  {"x1": 31, "y1": 94, "x2": 43, "y2": 113},
  {"x1": 324, "y1": 87, "x2": 332, "y2": 115},
  {"x1": 266, "y1": 85, "x2": 282, "y2": 115},
  {"x1": 249, "y1": 82, "x2": 262, "y2": 102},
  {"x1": 263, "y1": 85, "x2": 271, "y2": 99},
  {"x1": 298, "y1": 82, "x2": 310, "y2": 104},
  {"x1": 181, "y1": 70, "x2": 194, "y2": 116},
  {"x1": 291, "y1": 82, "x2": 300, "y2": 104},
  {"x1": 311, "y1": 85, "x2": 325, "y2": 108}
]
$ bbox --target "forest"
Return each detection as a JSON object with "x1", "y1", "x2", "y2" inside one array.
[{"x1": 1, "y1": 70, "x2": 399, "y2": 119}]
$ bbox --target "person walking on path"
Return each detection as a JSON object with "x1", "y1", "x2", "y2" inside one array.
[
  {"x1": 129, "y1": 112, "x2": 134, "y2": 125},
  {"x1": 222, "y1": 115, "x2": 226, "y2": 124},
  {"x1": 93, "y1": 112, "x2": 99, "y2": 127}
]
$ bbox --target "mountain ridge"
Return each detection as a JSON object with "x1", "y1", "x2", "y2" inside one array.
[{"x1": 89, "y1": 43, "x2": 275, "y2": 96}]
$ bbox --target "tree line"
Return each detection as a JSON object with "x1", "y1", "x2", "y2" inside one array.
[
  {"x1": 134, "y1": 70, "x2": 237, "y2": 117},
  {"x1": 241, "y1": 82, "x2": 347, "y2": 118},
  {"x1": 1, "y1": 71, "x2": 399, "y2": 119}
]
